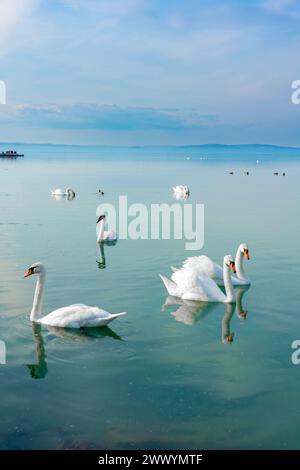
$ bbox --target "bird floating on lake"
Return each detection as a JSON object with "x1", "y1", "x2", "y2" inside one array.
[
  {"x1": 273, "y1": 172, "x2": 279, "y2": 176},
  {"x1": 172, "y1": 185, "x2": 190, "y2": 198},
  {"x1": 172, "y1": 242, "x2": 251, "y2": 287},
  {"x1": 160, "y1": 255, "x2": 237, "y2": 303},
  {"x1": 51, "y1": 188, "x2": 75, "y2": 198},
  {"x1": 24, "y1": 263, "x2": 126, "y2": 328},
  {"x1": 96, "y1": 214, "x2": 117, "y2": 242}
]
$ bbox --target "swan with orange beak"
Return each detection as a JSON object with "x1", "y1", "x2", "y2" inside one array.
[
  {"x1": 172, "y1": 243, "x2": 251, "y2": 287},
  {"x1": 160, "y1": 255, "x2": 237, "y2": 303}
]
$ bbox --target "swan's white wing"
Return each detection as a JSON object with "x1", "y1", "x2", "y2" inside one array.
[
  {"x1": 104, "y1": 231, "x2": 117, "y2": 241},
  {"x1": 171, "y1": 267, "x2": 226, "y2": 302},
  {"x1": 183, "y1": 255, "x2": 215, "y2": 275},
  {"x1": 39, "y1": 304, "x2": 126, "y2": 328},
  {"x1": 182, "y1": 255, "x2": 246, "y2": 286},
  {"x1": 170, "y1": 266, "x2": 179, "y2": 273},
  {"x1": 159, "y1": 275, "x2": 181, "y2": 297},
  {"x1": 171, "y1": 267, "x2": 199, "y2": 291},
  {"x1": 182, "y1": 255, "x2": 225, "y2": 284}
]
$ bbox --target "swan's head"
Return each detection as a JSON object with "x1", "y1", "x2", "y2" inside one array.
[
  {"x1": 96, "y1": 214, "x2": 106, "y2": 224},
  {"x1": 224, "y1": 333, "x2": 235, "y2": 344},
  {"x1": 239, "y1": 243, "x2": 250, "y2": 260},
  {"x1": 224, "y1": 255, "x2": 236, "y2": 273},
  {"x1": 24, "y1": 262, "x2": 45, "y2": 277},
  {"x1": 66, "y1": 188, "x2": 75, "y2": 197}
]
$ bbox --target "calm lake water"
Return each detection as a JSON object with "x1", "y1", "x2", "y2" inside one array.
[{"x1": 0, "y1": 145, "x2": 300, "y2": 450}]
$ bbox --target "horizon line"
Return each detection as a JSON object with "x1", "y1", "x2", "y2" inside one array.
[{"x1": 0, "y1": 142, "x2": 300, "y2": 150}]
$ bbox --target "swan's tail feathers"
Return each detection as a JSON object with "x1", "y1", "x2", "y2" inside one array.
[
  {"x1": 110, "y1": 312, "x2": 127, "y2": 320},
  {"x1": 170, "y1": 266, "x2": 179, "y2": 273},
  {"x1": 159, "y1": 274, "x2": 178, "y2": 297}
]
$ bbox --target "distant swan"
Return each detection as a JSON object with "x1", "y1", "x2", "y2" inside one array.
[
  {"x1": 96, "y1": 214, "x2": 117, "y2": 242},
  {"x1": 24, "y1": 262, "x2": 126, "y2": 328},
  {"x1": 173, "y1": 243, "x2": 251, "y2": 286},
  {"x1": 160, "y1": 255, "x2": 236, "y2": 303},
  {"x1": 51, "y1": 188, "x2": 75, "y2": 198},
  {"x1": 172, "y1": 185, "x2": 190, "y2": 197}
]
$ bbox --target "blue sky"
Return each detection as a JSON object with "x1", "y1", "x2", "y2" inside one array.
[{"x1": 0, "y1": 0, "x2": 300, "y2": 145}]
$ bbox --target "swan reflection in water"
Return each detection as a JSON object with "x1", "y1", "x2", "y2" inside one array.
[
  {"x1": 51, "y1": 193, "x2": 76, "y2": 202},
  {"x1": 162, "y1": 286, "x2": 249, "y2": 345},
  {"x1": 96, "y1": 240, "x2": 117, "y2": 269},
  {"x1": 27, "y1": 323, "x2": 48, "y2": 379},
  {"x1": 26, "y1": 322, "x2": 123, "y2": 380}
]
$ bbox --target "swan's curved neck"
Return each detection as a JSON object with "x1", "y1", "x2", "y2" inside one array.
[
  {"x1": 97, "y1": 219, "x2": 105, "y2": 242},
  {"x1": 223, "y1": 261, "x2": 235, "y2": 303},
  {"x1": 235, "y1": 248, "x2": 247, "y2": 282},
  {"x1": 222, "y1": 303, "x2": 235, "y2": 342},
  {"x1": 30, "y1": 272, "x2": 45, "y2": 321}
]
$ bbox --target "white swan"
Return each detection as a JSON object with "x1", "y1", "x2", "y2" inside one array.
[
  {"x1": 173, "y1": 243, "x2": 250, "y2": 286},
  {"x1": 160, "y1": 255, "x2": 236, "y2": 303},
  {"x1": 173, "y1": 190, "x2": 190, "y2": 200},
  {"x1": 51, "y1": 188, "x2": 75, "y2": 198},
  {"x1": 96, "y1": 214, "x2": 117, "y2": 242},
  {"x1": 172, "y1": 185, "x2": 190, "y2": 197},
  {"x1": 24, "y1": 262, "x2": 126, "y2": 328}
]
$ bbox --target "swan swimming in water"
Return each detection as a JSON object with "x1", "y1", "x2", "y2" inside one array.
[
  {"x1": 160, "y1": 255, "x2": 237, "y2": 303},
  {"x1": 24, "y1": 262, "x2": 126, "y2": 328},
  {"x1": 172, "y1": 185, "x2": 190, "y2": 197},
  {"x1": 51, "y1": 188, "x2": 75, "y2": 198},
  {"x1": 172, "y1": 243, "x2": 251, "y2": 286},
  {"x1": 96, "y1": 214, "x2": 117, "y2": 242}
]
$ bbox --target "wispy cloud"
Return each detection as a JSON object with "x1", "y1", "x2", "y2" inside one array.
[
  {"x1": 63, "y1": 0, "x2": 144, "y2": 18},
  {"x1": 260, "y1": 0, "x2": 299, "y2": 16},
  {"x1": 0, "y1": 0, "x2": 37, "y2": 55},
  {"x1": 15, "y1": 103, "x2": 217, "y2": 131}
]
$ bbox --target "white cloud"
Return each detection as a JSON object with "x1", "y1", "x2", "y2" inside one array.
[
  {"x1": 261, "y1": 0, "x2": 297, "y2": 14},
  {"x1": 0, "y1": 0, "x2": 37, "y2": 55},
  {"x1": 64, "y1": 0, "x2": 144, "y2": 18}
]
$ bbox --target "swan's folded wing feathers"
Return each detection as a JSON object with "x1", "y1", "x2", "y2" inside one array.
[
  {"x1": 171, "y1": 267, "x2": 226, "y2": 302},
  {"x1": 39, "y1": 304, "x2": 113, "y2": 328},
  {"x1": 170, "y1": 267, "x2": 199, "y2": 291},
  {"x1": 183, "y1": 255, "x2": 224, "y2": 282},
  {"x1": 183, "y1": 255, "x2": 212, "y2": 270}
]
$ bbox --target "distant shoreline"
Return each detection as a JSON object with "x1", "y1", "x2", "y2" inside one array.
[{"x1": 0, "y1": 142, "x2": 300, "y2": 150}]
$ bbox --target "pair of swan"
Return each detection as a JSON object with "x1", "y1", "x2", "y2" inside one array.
[
  {"x1": 96, "y1": 214, "x2": 117, "y2": 242},
  {"x1": 160, "y1": 243, "x2": 250, "y2": 303},
  {"x1": 24, "y1": 263, "x2": 126, "y2": 328},
  {"x1": 160, "y1": 255, "x2": 237, "y2": 303},
  {"x1": 174, "y1": 243, "x2": 250, "y2": 287}
]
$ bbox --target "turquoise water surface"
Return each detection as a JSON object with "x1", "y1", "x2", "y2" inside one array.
[{"x1": 0, "y1": 145, "x2": 300, "y2": 449}]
